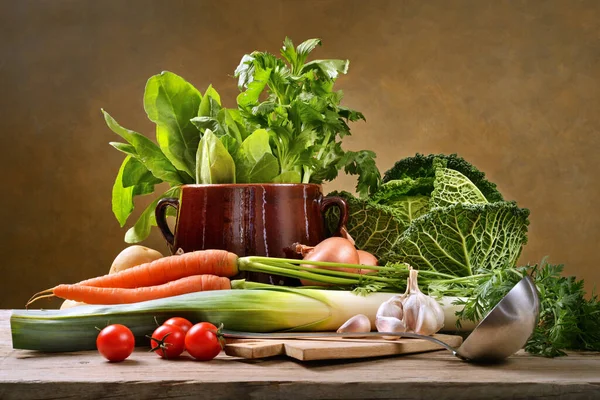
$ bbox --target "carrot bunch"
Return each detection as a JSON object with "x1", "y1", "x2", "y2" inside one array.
[{"x1": 27, "y1": 250, "x2": 240, "y2": 308}]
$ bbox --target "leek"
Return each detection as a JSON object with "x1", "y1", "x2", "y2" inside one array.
[{"x1": 11, "y1": 283, "x2": 397, "y2": 352}]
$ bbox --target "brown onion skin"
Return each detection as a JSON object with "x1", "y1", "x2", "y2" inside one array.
[{"x1": 300, "y1": 237, "x2": 360, "y2": 286}]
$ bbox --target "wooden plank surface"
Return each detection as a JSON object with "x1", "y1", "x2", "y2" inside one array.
[
  {"x1": 1, "y1": 310, "x2": 600, "y2": 400},
  {"x1": 224, "y1": 334, "x2": 463, "y2": 360}
]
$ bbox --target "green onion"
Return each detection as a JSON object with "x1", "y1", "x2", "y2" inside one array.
[{"x1": 11, "y1": 283, "x2": 397, "y2": 352}]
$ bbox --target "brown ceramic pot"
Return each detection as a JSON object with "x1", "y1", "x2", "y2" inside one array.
[{"x1": 155, "y1": 183, "x2": 348, "y2": 285}]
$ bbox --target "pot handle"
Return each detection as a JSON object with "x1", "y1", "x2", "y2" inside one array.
[
  {"x1": 320, "y1": 196, "x2": 348, "y2": 237},
  {"x1": 155, "y1": 197, "x2": 179, "y2": 254}
]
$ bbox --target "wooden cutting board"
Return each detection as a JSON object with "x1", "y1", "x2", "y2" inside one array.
[{"x1": 224, "y1": 334, "x2": 463, "y2": 361}]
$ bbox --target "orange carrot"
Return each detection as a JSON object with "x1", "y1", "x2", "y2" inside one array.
[
  {"x1": 28, "y1": 275, "x2": 231, "y2": 306},
  {"x1": 79, "y1": 250, "x2": 239, "y2": 289}
]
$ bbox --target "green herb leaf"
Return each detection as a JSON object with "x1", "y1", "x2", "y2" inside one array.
[
  {"x1": 296, "y1": 38, "x2": 322, "y2": 66},
  {"x1": 234, "y1": 54, "x2": 256, "y2": 90},
  {"x1": 280, "y1": 37, "x2": 297, "y2": 70},
  {"x1": 195, "y1": 129, "x2": 236, "y2": 184},
  {"x1": 237, "y1": 67, "x2": 272, "y2": 109},
  {"x1": 339, "y1": 150, "x2": 381, "y2": 197},
  {"x1": 143, "y1": 71, "x2": 202, "y2": 177},
  {"x1": 301, "y1": 59, "x2": 349, "y2": 79}
]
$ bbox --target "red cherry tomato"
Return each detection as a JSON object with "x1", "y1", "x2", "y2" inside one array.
[
  {"x1": 192, "y1": 322, "x2": 218, "y2": 333},
  {"x1": 96, "y1": 324, "x2": 135, "y2": 362},
  {"x1": 150, "y1": 324, "x2": 186, "y2": 359},
  {"x1": 185, "y1": 322, "x2": 223, "y2": 361},
  {"x1": 163, "y1": 317, "x2": 193, "y2": 334}
]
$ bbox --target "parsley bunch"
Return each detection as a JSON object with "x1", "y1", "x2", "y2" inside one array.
[{"x1": 449, "y1": 259, "x2": 600, "y2": 357}]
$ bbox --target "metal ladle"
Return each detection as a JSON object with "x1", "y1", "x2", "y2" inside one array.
[{"x1": 223, "y1": 276, "x2": 540, "y2": 363}]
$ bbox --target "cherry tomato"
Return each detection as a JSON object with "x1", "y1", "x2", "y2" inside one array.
[
  {"x1": 96, "y1": 324, "x2": 135, "y2": 362},
  {"x1": 163, "y1": 317, "x2": 193, "y2": 334},
  {"x1": 185, "y1": 322, "x2": 223, "y2": 361},
  {"x1": 150, "y1": 324, "x2": 186, "y2": 359},
  {"x1": 191, "y1": 322, "x2": 218, "y2": 333}
]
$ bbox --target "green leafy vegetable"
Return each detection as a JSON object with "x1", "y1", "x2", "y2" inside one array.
[
  {"x1": 430, "y1": 167, "x2": 488, "y2": 207},
  {"x1": 383, "y1": 153, "x2": 504, "y2": 202},
  {"x1": 144, "y1": 72, "x2": 202, "y2": 177},
  {"x1": 329, "y1": 154, "x2": 529, "y2": 267},
  {"x1": 104, "y1": 38, "x2": 379, "y2": 242},
  {"x1": 102, "y1": 110, "x2": 189, "y2": 186},
  {"x1": 195, "y1": 129, "x2": 236, "y2": 184},
  {"x1": 234, "y1": 37, "x2": 380, "y2": 196},
  {"x1": 235, "y1": 129, "x2": 279, "y2": 183},
  {"x1": 124, "y1": 186, "x2": 181, "y2": 243},
  {"x1": 391, "y1": 202, "x2": 530, "y2": 275}
]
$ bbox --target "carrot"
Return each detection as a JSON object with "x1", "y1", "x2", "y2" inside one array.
[
  {"x1": 27, "y1": 275, "x2": 231, "y2": 306},
  {"x1": 78, "y1": 249, "x2": 239, "y2": 289}
]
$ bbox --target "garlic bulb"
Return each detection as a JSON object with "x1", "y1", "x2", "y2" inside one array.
[
  {"x1": 337, "y1": 314, "x2": 372, "y2": 336},
  {"x1": 375, "y1": 267, "x2": 444, "y2": 336}
]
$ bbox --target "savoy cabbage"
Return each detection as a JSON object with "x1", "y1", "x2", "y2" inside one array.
[{"x1": 328, "y1": 154, "x2": 530, "y2": 274}]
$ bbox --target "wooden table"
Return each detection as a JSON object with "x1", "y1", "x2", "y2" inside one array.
[{"x1": 1, "y1": 311, "x2": 599, "y2": 399}]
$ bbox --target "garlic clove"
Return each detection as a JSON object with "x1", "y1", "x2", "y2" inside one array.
[
  {"x1": 337, "y1": 314, "x2": 372, "y2": 336},
  {"x1": 413, "y1": 306, "x2": 441, "y2": 336},
  {"x1": 376, "y1": 295, "x2": 404, "y2": 319},
  {"x1": 401, "y1": 294, "x2": 421, "y2": 333},
  {"x1": 375, "y1": 295, "x2": 408, "y2": 339},
  {"x1": 429, "y1": 297, "x2": 446, "y2": 330},
  {"x1": 375, "y1": 316, "x2": 408, "y2": 340}
]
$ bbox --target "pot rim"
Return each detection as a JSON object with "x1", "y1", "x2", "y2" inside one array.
[{"x1": 180, "y1": 183, "x2": 323, "y2": 189}]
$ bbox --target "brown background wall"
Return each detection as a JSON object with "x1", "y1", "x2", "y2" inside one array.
[{"x1": 1, "y1": 0, "x2": 598, "y2": 309}]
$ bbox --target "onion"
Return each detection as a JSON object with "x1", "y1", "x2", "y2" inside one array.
[
  {"x1": 357, "y1": 250, "x2": 378, "y2": 266},
  {"x1": 300, "y1": 237, "x2": 360, "y2": 286}
]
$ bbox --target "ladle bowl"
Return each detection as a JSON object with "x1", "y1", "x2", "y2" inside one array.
[{"x1": 223, "y1": 276, "x2": 540, "y2": 362}]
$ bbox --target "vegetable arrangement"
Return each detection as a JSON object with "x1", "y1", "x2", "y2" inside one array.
[
  {"x1": 104, "y1": 37, "x2": 380, "y2": 243},
  {"x1": 11, "y1": 37, "x2": 598, "y2": 362}
]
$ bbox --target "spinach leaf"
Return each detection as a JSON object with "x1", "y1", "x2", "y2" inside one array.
[
  {"x1": 124, "y1": 186, "x2": 181, "y2": 244},
  {"x1": 235, "y1": 129, "x2": 279, "y2": 183},
  {"x1": 195, "y1": 129, "x2": 236, "y2": 184},
  {"x1": 111, "y1": 156, "x2": 162, "y2": 227},
  {"x1": 112, "y1": 156, "x2": 136, "y2": 227},
  {"x1": 220, "y1": 108, "x2": 246, "y2": 142},
  {"x1": 109, "y1": 142, "x2": 137, "y2": 157},
  {"x1": 144, "y1": 71, "x2": 202, "y2": 177},
  {"x1": 103, "y1": 110, "x2": 190, "y2": 185},
  {"x1": 190, "y1": 116, "x2": 222, "y2": 135},
  {"x1": 122, "y1": 156, "x2": 162, "y2": 189},
  {"x1": 198, "y1": 85, "x2": 222, "y2": 118}
]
